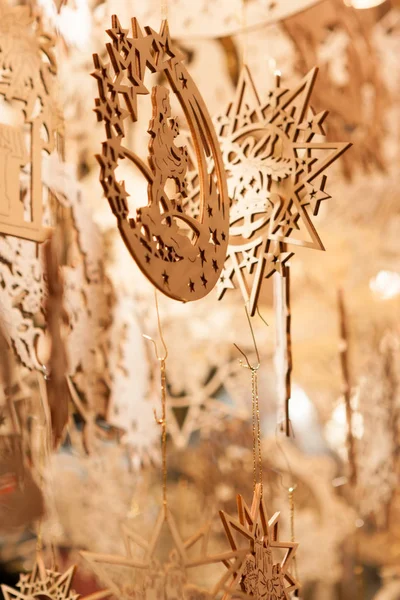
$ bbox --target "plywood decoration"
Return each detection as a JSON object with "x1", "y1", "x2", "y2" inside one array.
[
  {"x1": 205, "y1": 66, "x2": 351, "y2": 315},
  {"x1": 82, "y1": 508, "x2": 228, "y2": 599},
  {"x1": 0, "y1": 236, "x2": 46, "y2": 369},
  {"x1": 167, "y1": 358, "x2": 250, "y2": 449},
  {"x1": 219, "y1": 483, "x2": 299, "y2": 599},
  {"x1": 283, "y1": 0, "x2": 387, "y2": 179},
  {"x1": 93, "y1": 16, "x2": 229, "y2": 302},
  {"x1": 2, "y1": 557, "x2": 81, "y2": 600},
  {"x1": 0, "y1": 1, "x2": 62, "y2": 241}
]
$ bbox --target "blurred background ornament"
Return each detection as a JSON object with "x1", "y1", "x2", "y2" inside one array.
[{"x1": 0, "y1": 0, "x2": 62, "y2": 241}]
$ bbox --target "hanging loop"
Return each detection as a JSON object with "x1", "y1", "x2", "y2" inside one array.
[{"x1": 234, "y1": 304, "x2": 260, "y2": 370}]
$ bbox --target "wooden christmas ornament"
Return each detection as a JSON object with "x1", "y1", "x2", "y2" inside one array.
[
  {"x1": 1, "y1": 555, "x2": 108, "y2": 600},
  {"x1": 1, "y1": 558, "x2": 78, "y2": 600},
  {"x1": 0, "y1": 1, "x2": 62, "y2": 242},
  {"x1": 188, "y1": 65, "x2": 350, "y2": 315},
  {"x1": 92, "y1": 16, "x2": 229, "y2": 302},
  {"x1": 82, "y1": 507, "x2": 240, "y2": 600},
  {"x1": 219, "y1": 483, "x2": 299, "y2": 599}
]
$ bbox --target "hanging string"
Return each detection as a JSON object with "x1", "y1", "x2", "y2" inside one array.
[
  {"x1": 234, "y1": 306, "x2": 263, "y2": 495},
  {"x1": 144, "y1": 290, "x2": 168, "y2": 517}
]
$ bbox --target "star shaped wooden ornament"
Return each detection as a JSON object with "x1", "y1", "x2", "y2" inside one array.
[
  {"x1": 186, "y1": 66, "x2": 350, "y2": 315},
  {"x1": 82, "y1": 507, "x2": 243, "y2": 599},
  {"x1": 219, "y1": 483, "x2": 299, "y2": 599},
  {"x1": 1, "y1": 556, "x2": 80, "y2": 600},
  {"x1": 93, "y1": 16, "x2": 229, "y2": 302}
]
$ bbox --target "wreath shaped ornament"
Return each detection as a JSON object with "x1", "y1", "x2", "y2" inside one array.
[{"x1": 93, "y1": 16, "x2": 229, "y2": 302}]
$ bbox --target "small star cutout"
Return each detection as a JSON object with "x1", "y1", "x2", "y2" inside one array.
[{"x1": 179, "y1": 72, "x2": 188, "y2": 89}]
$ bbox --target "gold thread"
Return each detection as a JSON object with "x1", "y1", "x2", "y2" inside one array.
[
  {"x1": 254, "y1": 369, "x2": 263, "y2": 495},
  {"x1": 160, "y1": 357, "x2": 167, "y2": 512},
  {"x1": 251, "y1": 368, "x2": 257, "y2": 491},
  {"x1": 235, "y1": 305, "x2": 263, "y2": 493},
  {"x1": 250, "y1": 366, "x2": 263, "y2": 495},
  {"x1": 144, "y1": 290, "x2": 169, "y2": 518}
]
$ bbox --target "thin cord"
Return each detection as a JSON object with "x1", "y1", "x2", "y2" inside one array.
[
  {"x1": 235, "y1": 305, "x2": 263, "y2": 494},
  {"x1": 251, "y1": 368, "x2": 257, "y2": 491},
  {"x1": 144, "y1": 290, "x2": 168, "y2": 518},
  {"x1": 159, "y1": 357, "x2": 167, "y2": 513},
  {"x1": 253, "y1": 369, "x2": 263, "y2": 495}
]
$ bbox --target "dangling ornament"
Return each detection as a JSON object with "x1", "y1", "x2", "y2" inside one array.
[
  {"x1": 82, "y1": 507, "x2": 217, "y2": 600},
  {"x1": 92, "y1": 16, "x2": 229, "y2": 302},
  {"x1": 0, "y1": 0, "x2": 62, "y2": 241},
  {"x1": 1, "y1": 555, "x2": 105, "y2": 600},
  {"x1": 219, "y1": 483, "x2": 299, "y2": 599},
  {"x1": 187, "y1": 65, "x2": 350, "y2": 315},
  {"x1": 1, "y1": 559, "x2": 78, "y2": 600}
]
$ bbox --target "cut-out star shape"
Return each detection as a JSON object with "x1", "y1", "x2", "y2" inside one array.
[
  {"x1": 219, "y1": 484, "x2": 300, "y2": 599},
  {"x1": 82, "y1": 507, "x2": 243, "y2": 599},
  {"x1": 202, "y1": 65, "x2": 351, "y2": 315},
  {"x1": 1, "y1": 556, "x2": 97, "y2": 600}
]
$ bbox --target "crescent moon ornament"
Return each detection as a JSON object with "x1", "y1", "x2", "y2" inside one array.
[{"x1": 92, "y1": 16, "x2": 229, "y2": 302}]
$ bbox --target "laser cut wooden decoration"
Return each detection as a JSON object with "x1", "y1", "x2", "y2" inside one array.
[
  {"x1": 198, "y1": 66, "x2": 351, "y2": 315},
  {"x1": 93, "y1": 16, "x2": 229, "y2": 302},
  {"x1": 1, "y1": 555, "x2": 108, "y2": 600},
  {"x1": 0, "y1": 1, "x2": 62, "y2": 242},
  {"x1": 82, "y1": 507, "x2": 242, "y2": 600},
  {"x1": 219, "y1": 483, "x2": 299, "y2": 599}
]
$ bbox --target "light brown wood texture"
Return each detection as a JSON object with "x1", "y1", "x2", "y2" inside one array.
[
  {"x1": 93, "y1": 16, "x2": 229, "y2": 302},
  {"x1": 200, "y1": 65, "x2": 351, "y2": 315},
  {"x1": 0, "y1": 1, "x2": 62, "y2": 241},
  {"x1": 0, "y1": 433, "x2": 44, "y2": 532},
  {"x1": 283, "y1": 0, "x2": 387, "y2": 179},
  {"x1": 82, "y1": 507, "x2": 244, "y2": 599},
  {"x1": 2, "y1": 556, "x2": 79, "y2": 600},
  {"x1": 44, "y1": 235, "x2": 69, "y2": 449},
  {"x1": 219, "y1": 483, "x2": 299, "y2": 599}
]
